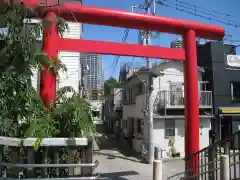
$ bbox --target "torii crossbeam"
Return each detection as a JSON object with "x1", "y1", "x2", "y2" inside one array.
[{"x1": 0, "y1": 0, "x2": 225, "y2": 174}]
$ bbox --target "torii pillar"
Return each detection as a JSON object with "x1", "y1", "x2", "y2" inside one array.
[{"x1": 40, "y1": 12, "x2": 58, "y2": 106}]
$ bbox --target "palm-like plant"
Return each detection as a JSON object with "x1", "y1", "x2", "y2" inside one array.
[
  {"x1": 0, "y1": 3, "x2": 96, "y2": 149},
  {"x1": 54, "y1": 86, "x2": 96, "y2": 138}
]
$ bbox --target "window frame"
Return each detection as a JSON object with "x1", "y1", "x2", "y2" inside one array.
[
  {"x1": 230, "y1": 81, "x2": 240, "y2": 102},
  {"x1": 121, "y1": 119, "x2": 127, "y2": 129},
  {"x1": 136, "y1": 119, "x2": 141, "y2": 134},
  {"x1": 165, "y1": 119, "x2": 176, "y2": 138}
]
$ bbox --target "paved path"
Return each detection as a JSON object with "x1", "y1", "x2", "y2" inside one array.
[
  {"x1": 94, "y1": 152, "x2": 152, "y2": 180},
  {"x1": 93, "y1": 135, "x2": 185, "y2": 180}
]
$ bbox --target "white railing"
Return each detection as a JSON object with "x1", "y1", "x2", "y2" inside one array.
[
  {"x1": 0, "y1": 137, "x2": 99, "y2": 179},
  {"x1": 156, "y1": 90, "x2": 212, "y2": 108}
]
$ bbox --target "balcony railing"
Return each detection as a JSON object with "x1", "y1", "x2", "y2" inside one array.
[
  {"x1": 156, "y1": 90, "x2": 212, "y2": 108},
  {"x1": 122, "y1": 97, "x2": 136, "y2": 105}
]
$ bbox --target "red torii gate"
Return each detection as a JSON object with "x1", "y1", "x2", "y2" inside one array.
[{"x1": 1, "y1": 0, "x2": 225, "y2": 172}]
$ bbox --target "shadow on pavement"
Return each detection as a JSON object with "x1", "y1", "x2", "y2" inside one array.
[
  {"x1": 96, "y1": 133, "x2": 142, "y2": 162},
  {"x1": 94, "y1": 151, "x2": 140, "y2": 163},
  {"x1": 99, "y1": 170, "x2": 139, "y2": 180}
]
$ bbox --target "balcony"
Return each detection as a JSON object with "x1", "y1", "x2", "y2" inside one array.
[
  {"x1": 156, "y1": 90, "x2": 212, "y2": 109},
  {"x1": 122, "y1": 97, "x2": 136, "y2": 105}
]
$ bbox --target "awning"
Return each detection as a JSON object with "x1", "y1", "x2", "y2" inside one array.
[{"x1": 218, "y1": 107, "x2": 240, "y2": 115}]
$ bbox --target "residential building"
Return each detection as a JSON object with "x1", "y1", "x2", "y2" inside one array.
[
  {"x1": 28, "y1": 14, "x2": 83, "y2": 94},
  {"x1": 87, "y1": 88, "x2": 104, "y2": 101},
  {"x1": 119, "y1": 61, "x2": 213, "y2": 158},
  {"x1": 102, "y1": 88, "x2": 123, "y2": 135},
  {"x1": 170, "y1": 39, "x2": 184, "y2": 48},
  {"x1": 90, "y1": 100, "x2": 103, "y2": 124},
  {"x1": 58, "y1": 21, "x2": 83, "y2": 93},
  {"x1": 80, "y1": 53, "x2": 104, "y2": 90},
  {"x1": 197, "y1": 41, "x2": 240, "y2": 141}
]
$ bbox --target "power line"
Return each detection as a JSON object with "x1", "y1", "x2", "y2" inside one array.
[
  {"x1": 228, "y1": 40, "x2": 240, "y2": 42},
  {"x1": 223, "y1": 38, "x2": 240, "y2": 45},
  {"x1": 172, "y1": 0, "x2": 233, "y2": 17},
  {"x1": 156, "y1": 0, "x2": 240, "y2": 28},
  {"x1": 110, "y1": 28, "x2": 130, "y2": 76},
  {"x1": 163, "y1": 0, "x2": 237, "y2": 24},
  {"x1": 127, "y1": 57, "x2": 136, "y2": 69}
]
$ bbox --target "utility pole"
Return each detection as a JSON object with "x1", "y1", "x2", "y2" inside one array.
[
  {"x1": 145, "y1": 0, "x2": 154, "y2": 164},
  {"x1": 132, "y1": 0, "x2": 155, "y2": 164}
]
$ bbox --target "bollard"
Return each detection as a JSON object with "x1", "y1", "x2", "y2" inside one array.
[
  {"x1": 220, "y1": 155, "x2": 229, "y2": 180},
  {"x1": 153, "y1": 147, "x2": 163, "y2": 180},
  {"x1": 153, "y1": 159, "x2": 163, "y2": 180}
]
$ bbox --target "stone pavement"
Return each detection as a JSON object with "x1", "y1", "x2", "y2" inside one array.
[
  {"x1": 94, "y1": 152, "x2": 185, "y2": 180},
  {"x1": 94, "y1": 152, "x2": 152, "y2": 180},
  {"x1": 93, "y1": 135, "x2": 185, "y2": 180}
]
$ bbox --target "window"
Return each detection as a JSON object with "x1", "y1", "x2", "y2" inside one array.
[
  {"x1": 165, "y1": 119, "x2": 175, "y2": 138},
  {"x1": 231, "y1": 82, "x2": 240, "y2": 102},
  {"x1": 121, "y1": 119, "x2": 126, "y2": 129},
  {"x1": 136, "y1": 83, "x2": 144, "y2": 94},
  {"x1": 137, "y1": 119, "x2": 144, "y2": 134},
  {"x1": 92, "y1": 111, "x2": 100, "y2": 117}
]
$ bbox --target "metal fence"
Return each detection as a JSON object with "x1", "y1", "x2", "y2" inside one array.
[
  {"x1": 0, "y1": 136, "x2": 100, "y2": 180},
  {"x1": 157, "y1": 90, "x2": 212, "y2": 108},
  {"x1": 167, "y1": 130, "x2": 240, "y2": 180}
]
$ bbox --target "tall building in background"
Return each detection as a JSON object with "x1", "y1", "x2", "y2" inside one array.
[
  {"x1": 80, "y1": 53, "x2": 104, "y2": 90},
  {"x1": 170, "y1": 39, "x2": 184, "y2": 48}
]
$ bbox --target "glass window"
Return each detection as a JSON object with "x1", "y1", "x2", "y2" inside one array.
[
  {"x1": 231, "y1": 82, "x2": 240, "y2": 102},
  {"x1": 165, "y1": 119, "x2": 175, "y2": 138},
  {"x1": 137, "y1": 119, "x2": 144, "y2": 134},
  {"x1": 92, "y1": 111, "x2": 100, "y2": 117}
]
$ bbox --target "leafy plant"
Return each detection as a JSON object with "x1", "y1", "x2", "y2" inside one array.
[
  {"x1": 0, "y1": 4, "x2": 48, "y2": 137},
  {"x1": 104, "y1": 77, "x2": 120, "y2": 96},
  {"x1": 0, "y1": 3, "x2": 95, "y2": 149},
  {"x1": 54, "y1": 89, "x2": 96, "y2": 137}
]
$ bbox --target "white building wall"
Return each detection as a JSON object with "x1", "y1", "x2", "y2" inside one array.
[
  {"x1": 152, "y1": 118, "x2": 211, "y2": 158},
  {"x1": 122, "y1": 73, "x2": 150, "y2": 120},
  {"x1": 151, "y1": 61, "x2": 203, "y2": 98},
  {"x1": 58, "y1": 22, "x2": 82, "y2": 93},
  {"x1": 30, "y1": 20, "x2": 82, "y2": 94},
  {"x1": 122, "y1": 61, "x2": 211, "y2": 157},
  {"x1": 31, "y1": 68, "x2": 40, "y2": 91}
]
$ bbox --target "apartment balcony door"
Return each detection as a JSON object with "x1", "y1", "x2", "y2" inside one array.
[
  {"x1": 221, "y1": 116, "x2": 233, "y2": 139},
  {"x1": 127, "y1": 117, "x2": 134, "y2": 147},
  {"x1": 169, "y1": 82, "x2": 184, "y2": 106}
]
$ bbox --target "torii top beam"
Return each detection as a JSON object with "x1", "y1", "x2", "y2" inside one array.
[{"x1": 0, "y1": 0, "x2": 224, "y2": 40}]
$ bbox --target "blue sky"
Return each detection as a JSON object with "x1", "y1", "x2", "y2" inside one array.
[{"x1": 82, "y1": 0, "x2": 240, "y2": 80}]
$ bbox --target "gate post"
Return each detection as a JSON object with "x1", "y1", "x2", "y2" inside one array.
[
  {"x1": 40, "y1": 12, "x2": 59, "y2": 106},
  {"x1": 220, "y1": 155, "x2": 230, "y2": 180},
  {"x1": 183, "y1": 35, "x2": 189, "y2": 165},
  {"x1": 184, "y1": 29, "x2": 200, "y2": 174}
]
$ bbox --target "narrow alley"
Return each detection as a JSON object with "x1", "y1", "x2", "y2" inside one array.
[{"x1": 93, "y1": 135, "x2": 185, "y2": 180}]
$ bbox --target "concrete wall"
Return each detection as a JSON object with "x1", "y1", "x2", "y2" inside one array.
[
  {"x1": 152, "y1": 118, "x2": 211, "y2": 157},
  {"x1": 131, "y1": 118, "x2": 211, "y2": 157}
]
